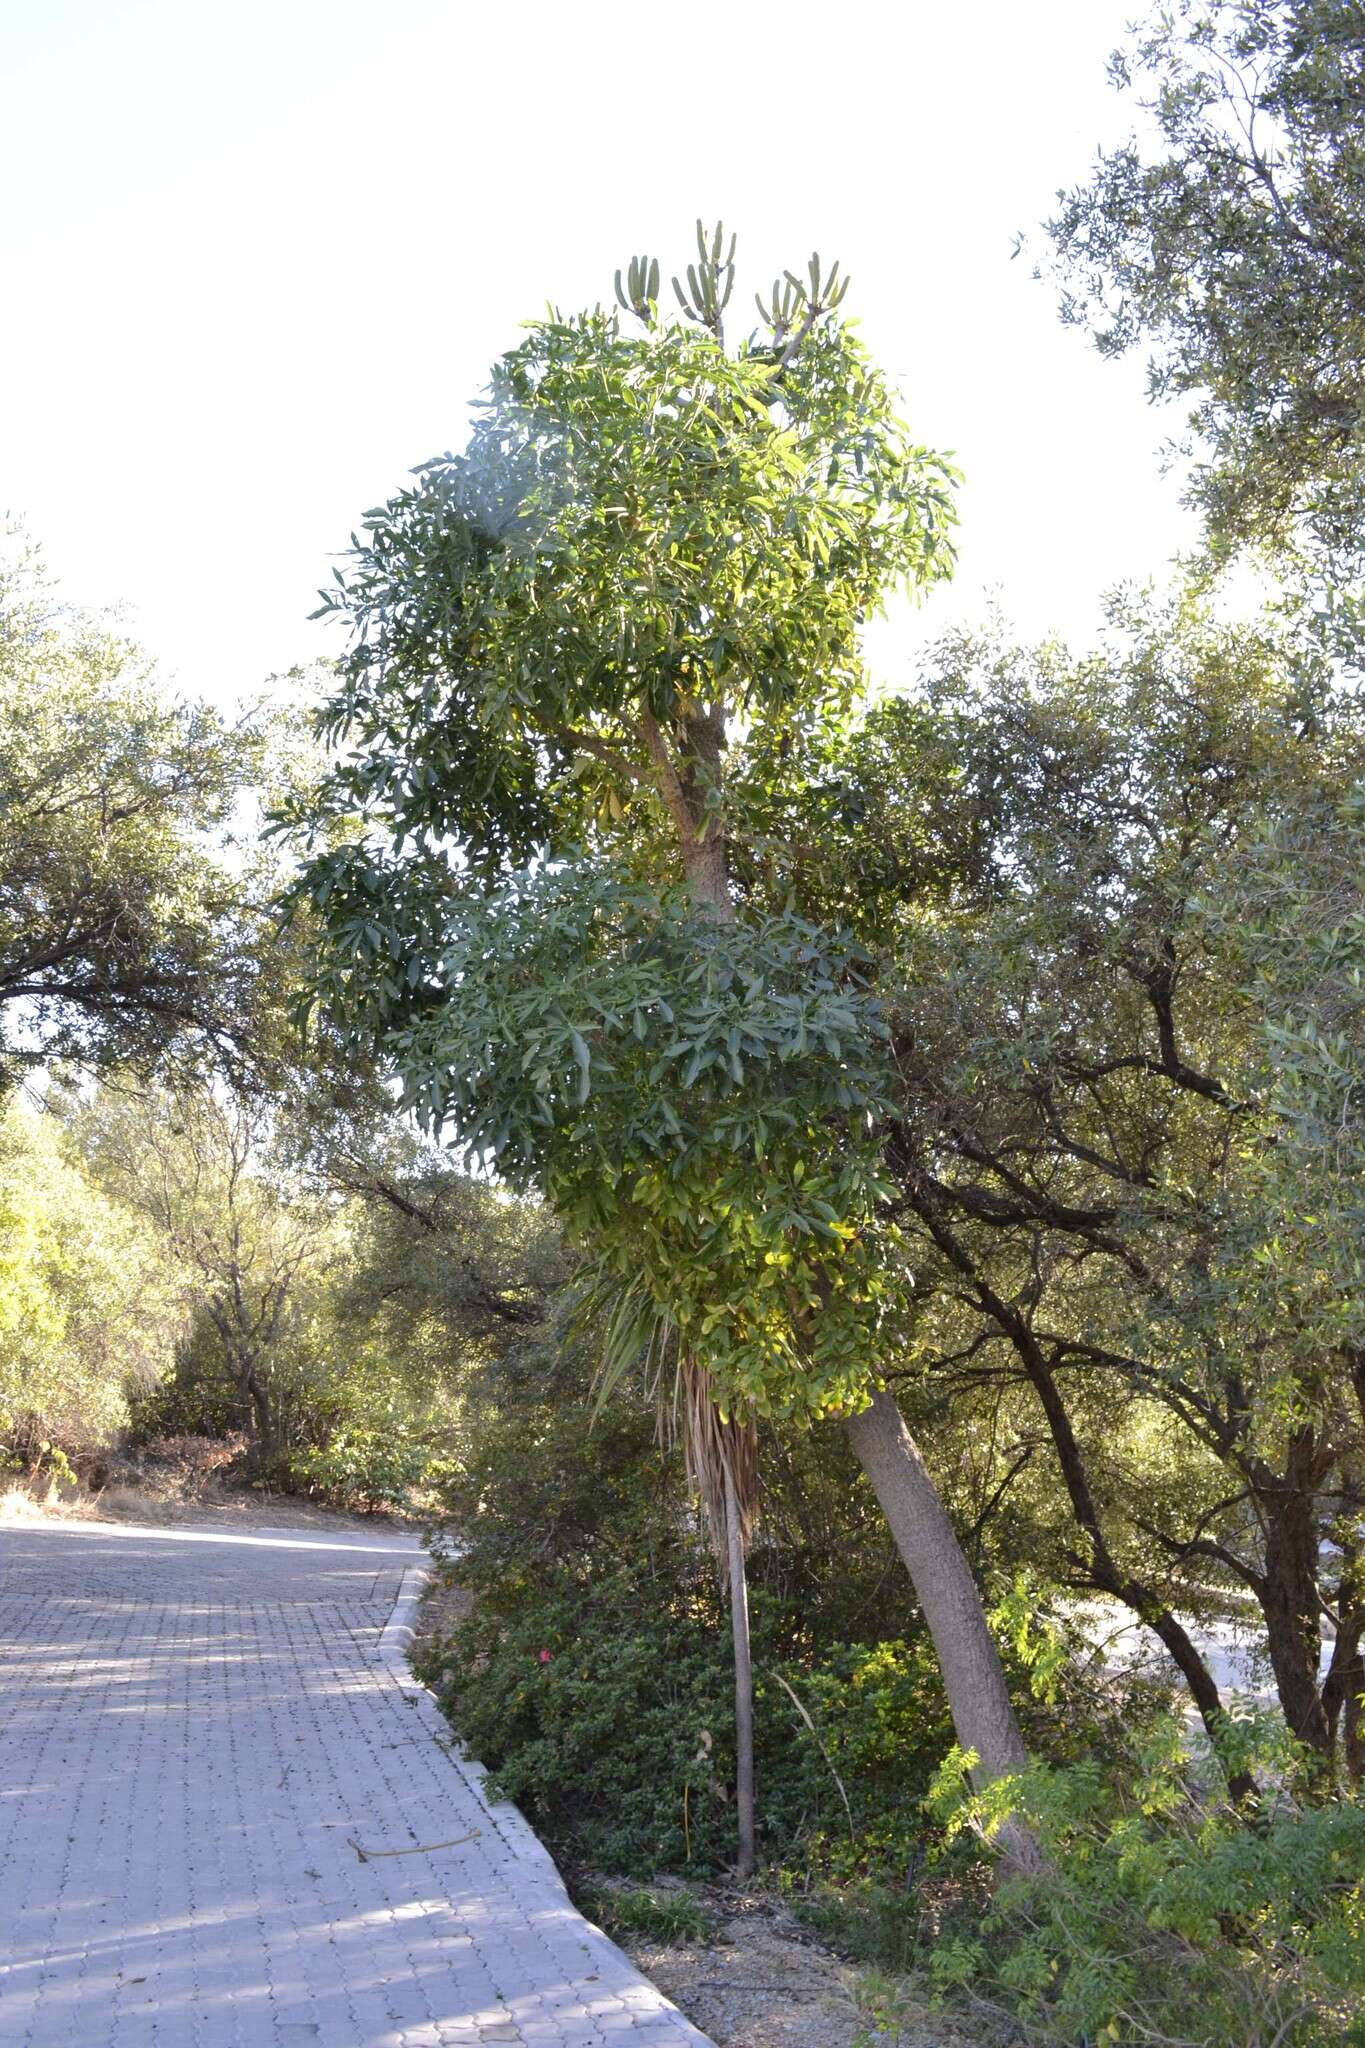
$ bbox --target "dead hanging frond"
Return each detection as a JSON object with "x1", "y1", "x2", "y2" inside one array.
[
  {"x1": 573, "y1": 1266, "x2": 759, "y2": 1574},
  {"x1": 674, "y1": 1352, "x2": 758, "y2": 1567}
]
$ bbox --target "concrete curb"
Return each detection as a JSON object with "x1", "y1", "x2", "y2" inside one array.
[
  {"x1": 376, "y1": 1558, "x2": 716, "y2": 2045},
  {"x1": 377, "y1": 1560, "x2": 430, "y2": 1669},
  {"x1": 375, "y1": 1561, "x2": 581, "y2": 1885}
]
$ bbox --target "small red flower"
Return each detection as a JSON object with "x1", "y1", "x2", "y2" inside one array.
[{"x1": 538, "y1": 1649, "x2": 553, "y2": 1664}]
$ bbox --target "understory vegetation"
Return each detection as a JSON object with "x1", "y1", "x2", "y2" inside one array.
[
  {"x1": 4, "y1": 4, "x2": 1364, "y2": 2042},
  {"x1": 410, "y1": 1333, "x2": 1365, "y2": 2047},
  {"x1": 413, "y1": 1331, "x2": 1160, "y2": 1884}
]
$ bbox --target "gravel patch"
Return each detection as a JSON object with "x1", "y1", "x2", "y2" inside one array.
[{"x1": 616, "y1": 1895, "x2": 984, "y2": 2048}]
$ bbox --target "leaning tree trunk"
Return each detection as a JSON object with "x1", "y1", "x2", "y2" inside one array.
[{"x1": 846, "y1": 1388, "x2": 1041, "y2": 1873}]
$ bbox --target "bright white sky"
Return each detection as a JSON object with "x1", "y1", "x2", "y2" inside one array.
[{"x1": 1, "y1": 0, "x2": 1195, "y2": 706}]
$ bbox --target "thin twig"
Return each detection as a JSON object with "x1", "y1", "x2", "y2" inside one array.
[
  {"x1": 770, "y1": 1670, "x2": 856, "y2": 1847},
  {"x1": 347, "y1": 1829, "x2": 480, "y2": 1863}
]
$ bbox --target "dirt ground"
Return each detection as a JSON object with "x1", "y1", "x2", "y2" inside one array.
[{"x1": 616, "y1": 1893, "x2": 984, "y2": 2048}]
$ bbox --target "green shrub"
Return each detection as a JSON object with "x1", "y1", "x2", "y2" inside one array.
[
  {"x1": 289, "y1": 1417, "x2": 431, "y2": 1513},
  {"x1": 928, "y1": 1718, "x2": 1365, "y2": 2047},
  {"x1": 575, "y1": 1881, "x2": 718, "y2": 1946},
  {"x1": 416, "y1": 1581, "x2": 963, "y2": 1878},
  {"x1": 414, "y1": 1342, "x2": 1155, "y2": 1885},
  {"x1": 414, "y1": 1341, "x2": 966, "y2": 1876}
]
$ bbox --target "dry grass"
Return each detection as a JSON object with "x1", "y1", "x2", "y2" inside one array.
[{"x1": 1, "y1": 1441, "x2": 426, "y2": 1537}]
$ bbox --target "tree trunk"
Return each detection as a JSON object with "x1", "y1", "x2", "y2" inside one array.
[
  {"x1": 1343, "y1": 1655, "x2": 1365, "y2": 1784},
  {"x1": 724, "y1": 1460, "x2": 757, "y2": 1880},
  {"x1": 1259, "y1": 1446, "x2": 1332, "y2": 1760},
  {"x1": 1324, "y1": 1624, "x2": 1364, "y2": 1782},
  {"x1": 682, "y1": 833, "x2": 732, "y2": 920},
  {"x1": 1323, "y1": 1520, "x2": 1364, "y2": 1782},
  {"x1": 845, "y1": 1389, "x2": 1042, "y2": 1873},
  {"x1": 243, "y1": 1369, "x2": 278, "y2": 1474}
]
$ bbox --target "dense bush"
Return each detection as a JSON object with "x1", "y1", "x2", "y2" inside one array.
[
  {"x1": 124, "y1": 1312, "x2": 245, "y2": 1446},
  {"x1": 418, "y1": 1368, "x2": 753, "y2": 1873},
  {"x1": 420, "y1": 1570, "x2": 972, "y2": 1878},
  {"x1": 287, "y1": 1408, "x2": 434, "y2": 1513},
  {"x1": 129, "y1": 1343, "x2": 446, "y2": 1512},
  {"x1": 930, "y1": 1719, "x2": 1365, "y2": 2047},
  {"x1": 414, "y1": 1341, "x2": 1155, "y2": 1882},
  {"x1": 0, "y1": 1103, "x2": 178, "y2": 1477},
  {"x1": 127, "y1": 1298, "x2": 452, "y2": 1512}
]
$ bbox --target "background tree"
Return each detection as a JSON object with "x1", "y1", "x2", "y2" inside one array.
[
  {"x1": 291, "y1": 222, "x2": 1039, "y2": 1871},
  {"x1": 79, "y1": 1085, "x2": 334, "y2": 1469},
  {"x1": 287, "y1": 1133, "x2": 567, "y2": 1508},
  {"x1": 0, "y1": 1098, "x2": 178, "y2": 1478},
  {"x1": 1042, "y1": 0, "x2": 1365, "y2": 575},
  {"x1": 315, "y1": 1125, "x2": 564, "y2": 1352},
  {"x1": 64, "y1": 1068, "x2": 565, "y2": 1509},
  {"x1": 0, "y1": 532, "x2": 280, "y2": 1093},
  {"x1": 814, "y1": 590, "x2": 1365, "y2": 1783}
]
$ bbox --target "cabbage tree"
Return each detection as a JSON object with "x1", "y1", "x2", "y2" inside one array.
[{"x1": 291, "y1": 224, "x2": 1035, "y2": 1870}]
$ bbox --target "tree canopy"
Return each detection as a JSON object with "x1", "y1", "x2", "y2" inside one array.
[
  {"x1": 0, "y1": 534, "x2": 278, "y2": 1093},
  {"x1": 836, "y1": 591, "x2": 1365, "y2": 1776},
  {"x1": 293, "y1": 228, "x2": 957, "y2": 1425},
  {"x1": 1044, "y1": 0, "x2": 1365, "y2": 571},
  {"x1": 0, "y1": 1100, "x2": 176, "y2": 1476}
]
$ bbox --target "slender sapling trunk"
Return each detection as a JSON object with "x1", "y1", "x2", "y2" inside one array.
[{"x1": 724, "y1": 1459, "x2": 757, "y2": 1879}]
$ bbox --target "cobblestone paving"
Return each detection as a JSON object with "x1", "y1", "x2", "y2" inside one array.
[{"x1": 0, "y1": 1522, "x2": 712, "y2": 2048}]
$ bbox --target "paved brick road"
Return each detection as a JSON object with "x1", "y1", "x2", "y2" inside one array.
[{"x1": 0, "y1": 1521, "x2": 711, "y2": 2048}]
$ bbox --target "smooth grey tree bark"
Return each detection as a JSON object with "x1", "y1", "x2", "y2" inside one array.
[{"x1": 845, "y1": 1388, "x2": 1041, "y2": 1872}]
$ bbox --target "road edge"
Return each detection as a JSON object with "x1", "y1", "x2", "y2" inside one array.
[{"x1": 376, "y1": 1560, "x2": 717, "y2": 2046}]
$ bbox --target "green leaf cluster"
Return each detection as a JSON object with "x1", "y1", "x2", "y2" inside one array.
[
  {"x1": 314, "y1": 856, "x2": 900, "y2": 1418},
  {"x1": 932, "y1": 1717, "x2": 1365, "y2": 2045},
  {"x1": 303, "y1": 304, "x2": 955, "y2": 877}
]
